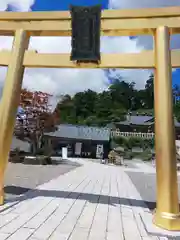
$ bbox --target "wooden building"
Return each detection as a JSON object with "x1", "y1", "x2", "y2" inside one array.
[
  {"x1": 108, "y1": 115, "x2": 180, "y2": 139},
  {"x1": 43, "y1": 124, "x2": 111, "y2": 159}
]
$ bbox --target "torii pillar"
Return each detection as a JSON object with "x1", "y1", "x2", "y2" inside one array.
[
  {"x1": 0, "y1": 29, "x2": 29, "y2": 205},
  {"x1": 153, "y1": 26, "x2": 180, "y2": 230}
]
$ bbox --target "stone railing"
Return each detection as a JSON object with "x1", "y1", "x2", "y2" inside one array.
[{"x1": 111, "y1": 130, "x2": 154, "y2": 139}]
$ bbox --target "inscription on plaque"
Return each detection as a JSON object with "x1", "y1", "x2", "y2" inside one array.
[{"x1": 70, "y1": 5, "x2": 101, "y2": 63}]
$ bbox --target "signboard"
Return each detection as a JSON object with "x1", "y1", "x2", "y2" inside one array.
[
  {"x1": 62, "y1": 147, "x2": 68, "y2": 159},
  {"x1": 96, "y1": 144, "x2": 103, "y2": 158},
  {"x1": 70, "y1": 5, "x2": 101, "y2": 63},
  {"x1": 75, "y1": 142, "x2": 82, "y2": 155}
]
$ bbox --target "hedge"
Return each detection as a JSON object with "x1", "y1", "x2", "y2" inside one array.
[{"x1": 113, "y1": 136, "x2": 155, "y2": 150}]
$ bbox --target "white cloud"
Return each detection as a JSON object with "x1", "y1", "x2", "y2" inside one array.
[
  {"x1": 109, "y1": 0, "x2": 180, "y2": 9},
  {"x1": 0, "y1": 0, "x2": 34, "y2": 11},
  {"x1": 108, "y1": 0, "x2": 180, "y2": 86},
  {"x1": 109, "y1": 0, "x2": 180, "y2": 50},
  {"x1": 0, "y1": 0, "x2": 179, "y2": 104}
]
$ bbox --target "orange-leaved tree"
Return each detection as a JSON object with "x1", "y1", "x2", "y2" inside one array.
[{"x1": 15, "y1": 89, "x2": 59, "y2": 154}]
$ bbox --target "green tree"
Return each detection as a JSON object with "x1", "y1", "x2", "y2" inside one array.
[
  {"x1": 56, "y1": 94, "x2": 76, "y2": 124},
  {"x1": 174, "y1": 101, "x2": 180, "y2": 122},
  {"x1": 74, "y1": 90, "x2": 98, "y2": 118},
  {"x1": 173, "y1": 84, "x2": 180, "y2": 105},
  {"x1": 56, "y1": 73, "x2": 179, "y2": 126},
  {"x1": 109, "y1": 80, "x2": 136, "y2": 110},
  {"x1": 145, "y1": 73, "x2": 154, "y2": 109}
]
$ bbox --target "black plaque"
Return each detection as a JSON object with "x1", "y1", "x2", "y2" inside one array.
[{"x1": 70, "y1": 5, "x2": 101, "y2": 63}]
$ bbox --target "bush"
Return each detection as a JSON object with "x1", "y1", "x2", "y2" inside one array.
[
  {"x1": 143, "y1": 154, "x2": 152, "y2": 161},
  {"x1": 113, "y1": 135, "x2": 155, "y2": 150},
  {"x1": 9, "y1": 148, "x2": 25, "y2": 163},
  {"x1": 35, "y1": 148, "x2": 52, "y2": 165},
  {"x1": 124, "y1": 151, "x2": 136, "y2": 159},
  {"x1": 113, "y1": 136, "x2": 126, "y2": 145},
  {"x1": 36, "y1": 156, "x2": 52, "y2": 165},
  {"x1": 46, "y1": 156, "x2": 52, "y2": 164},
  {"x1": 36, "y1": 148, "x2": 44, "y2": 155},
  {"x1": 128, "y1": 137, "x2": 143, "y2": 149},
  {"x1": 113, "y1": 136, "x2": 128, "y2": 148},
  {"x1": 143, "y1": 138, "x2": 155, "y2": 149},
  {"x1": 112, "y1": 133, "x2": 155, "y2": 161},
  {"x1": 113, "y1": 136, "x2": 142, "y2": 149},
  {"x1": 141, "y1": 153, "x2": 152, "y2": 161},
  {"x1": 138, "y1": 149, "x2": 152, "y2": 161}
]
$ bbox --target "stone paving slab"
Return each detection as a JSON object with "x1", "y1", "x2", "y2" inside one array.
[
  {"x1": 0, "y1": 158, "x2": 180, "y2": 240},
  {"x1": 4, "y1": 160, "x2": 81, "y2": 201}
]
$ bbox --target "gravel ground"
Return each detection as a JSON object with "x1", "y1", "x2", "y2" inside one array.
[
  {"x1": 126, "y1": 171, "x2": 180, "y2": 210},
  {"x1": 4, "y1": 159, "x2": 81, "y2": 201}
]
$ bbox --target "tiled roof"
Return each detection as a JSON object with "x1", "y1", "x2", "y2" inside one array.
[
  {"x1": 117, "y1": 115, "x2": 180, "y2": 127},
  {"x1": 44, "y1": 124, "x2": 111, "y2": 141},
  {"x1": 117, "y1": 116, "x2": 153, "y2": 125}
]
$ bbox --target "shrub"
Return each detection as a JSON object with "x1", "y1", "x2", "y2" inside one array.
[
  {"x1": 142, "y1": 139, "x2": 151, "y2": 149},
  {"x1": 113, "y1": 136, "x2": 127, "y2": 147},
  {"x1": 128, "y1": 137, "x2": 143, "y2": 149},
  {"x1": 142, "y1": 153, "x2": 152, "y2": 161},
  {"x1": 36, "y1": 148, "x2": 44, "y2": 155},
  {"x1": 124, "y1": 151, "x2": 136, "y2": 159},
  {"x1": 113, "y1": 135, "x2": 155, "y2": 151},
  {"x1": 144, "y1": 138, "x2": 155, "y2": 149},
  {"x1": 138, "y1": 149, "x2": 152, "y2": 161}
]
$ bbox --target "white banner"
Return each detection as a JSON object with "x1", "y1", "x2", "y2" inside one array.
[
  {"x1": 75, "y1": 142, "x2": 82, "y2": 155},
  {"x1": 62, "y1": 147, "x2": 68, "y2": 159}
]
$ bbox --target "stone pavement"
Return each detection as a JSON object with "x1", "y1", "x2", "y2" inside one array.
[{"x1": 0, "y1": 158, "x2": 180, "y2": 240}]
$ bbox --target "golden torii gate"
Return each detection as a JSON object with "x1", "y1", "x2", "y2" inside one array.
[{"x1": 0, "y1": 6, "x2": 180, "y2": 231}]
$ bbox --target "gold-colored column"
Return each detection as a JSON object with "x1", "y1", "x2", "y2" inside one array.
[
  {"x1": 153, "y1": 26, "x2": 180, "y2": 230},
  {"x1": 0, "y1": 29, "x2": 29, "y2": 205}
]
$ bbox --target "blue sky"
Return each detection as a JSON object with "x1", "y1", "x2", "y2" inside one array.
[
  {"x1": 173, "y1": 69, "x2": 180, "y2": 86},
  {"x1": 7, "y1": 0, "x2": 180, "y2": 87},
  {"x1": 32, "y1": 0, "x2": 109, "y2": 11}
]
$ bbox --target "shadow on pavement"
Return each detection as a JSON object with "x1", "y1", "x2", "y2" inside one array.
[
  {"x1": 2, "y1": 185, "x2": 156, "y2": 213},
  {"x1": 4, "y1": 186, "x2": 31, "y2": 195}
]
